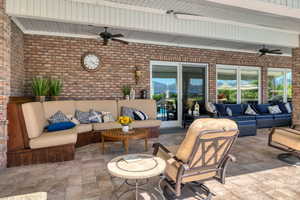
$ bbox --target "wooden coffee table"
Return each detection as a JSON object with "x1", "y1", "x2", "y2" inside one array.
[{"x1": 101, "y1": 128, "x2": 149, "y2": 154}]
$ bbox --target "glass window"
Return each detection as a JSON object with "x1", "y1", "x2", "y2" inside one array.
[
  {"x1": 241, "y1": 70, "x2": 259, "y2": 104},
  {"x1": 217, "y1": 66, "x2": 261, "y2": 104},
  {"x1": 268, "y1": 69, "x2": 292, "y2": 102},
  {"x1": 217, "y1": 68, "x2": 237, "y2": 104}
]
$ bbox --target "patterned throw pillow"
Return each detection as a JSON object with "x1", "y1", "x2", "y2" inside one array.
[
  {"x1": 268, "y1": 105, "x2": 282, "y2": 114},
  {"x1": 89, "y1": 110, "x2": 102, "y2": 123},
  {"x1": 121, "y1": 107, "x2": 136, "y2": 119},
  {"x1": 133, "y1": 110, "x2": 149, "y2": 120},
  {"x1": 102, "y1": 112, "x2": 115, "y2": 122},
  {"x1": 66, "y1": 114, "x2": 80, "y2": 125},
  {"x1": 205, "y1": 102, "x2": 217, "y2": 114},
  {"x1": 285, "y1": 103, "x2": 292, "y2": 113},
  {"x1": 75, "y1": 110, "x2": 91, "y2": 124},
  {"x1": 48, "y1": 111, "x2": 69, "y2": 124},
  {"x1": 226, "y1": 107, "x2": 232, "y2": 116},
  {"x1": 244, "y1": 105, "x2": 257, "y2": 115}
]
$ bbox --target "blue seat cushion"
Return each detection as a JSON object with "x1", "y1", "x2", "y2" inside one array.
[
  {"x1": 46, "y1": 121, "x2": 76, "y2": 132},
  {"x1": 225, "y1": 104, "x2": 245, "y2": 116},
  {"x1": 228, "y1": 115, "x2": 256, "y2": 121},
  {"x1": 215, "y1": 104, "x2": 227, "y2": 116},
  {"x1": 256, "y1": 114, "x2": 274, "y2": 120},
  {"x1": 236, "y1": 120, "x2": 256, "y2": 126},
  {"x1": 255, "y1": 104, "x2": 271, "y2": 114},
  {"x1": 274, "y1": 113, "x2": 291, "y2": 119}
]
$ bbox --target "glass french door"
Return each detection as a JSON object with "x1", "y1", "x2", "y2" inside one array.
[{"x1": 151, "y1": 61, "x2": 208, "y2": 128}]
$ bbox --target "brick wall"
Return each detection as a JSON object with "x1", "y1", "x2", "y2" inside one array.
[
  {"x1": 0, "y1": 0, "x2": 10, "y2": 169},
  {"x1": 24, "y1": 35, "x2": 292, "y2": 103},
  {"x1": 292, "y1": 42, "x2": 300, "y2": 123},
  {"x1": 10, "y1": 21, "x2": 24, "y2": 96}
]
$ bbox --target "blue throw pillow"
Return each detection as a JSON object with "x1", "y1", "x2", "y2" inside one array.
[
  {"x1": 215, "y1": 104, "x2": 227, "y2": 116},
  {"x1": 46, "y1": 122, "x2": 76, "y2": 132},
  {"x1": 278, "y1": 103, "x2": 288, "y2": 113},
  {"x1": 255, "y1": 104, "x2": 270, "y2": 114}
]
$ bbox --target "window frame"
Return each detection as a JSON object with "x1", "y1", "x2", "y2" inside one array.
[
  {"x1": 216, "y1": 65, "x2": 261, "y2": 104},
  {"x1": 267, "y1": 68, "x2": 292, "y2": 103}
]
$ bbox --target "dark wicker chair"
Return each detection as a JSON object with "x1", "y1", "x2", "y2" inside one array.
[{"x1": 153, "y1": 118, "x2": 239, "y2": 199}]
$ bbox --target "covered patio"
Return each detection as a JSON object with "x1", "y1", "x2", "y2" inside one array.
[
  {"x1": 0, "y1": 129, "x2": 299, "y2": 199},
  {"x1": 1, "y1": 0, "x2": 300, "y2": 199}
]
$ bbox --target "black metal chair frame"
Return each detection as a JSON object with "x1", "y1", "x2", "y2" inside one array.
[{"x1": 153, "y1": 128, "x2": 239, "y2": 199}]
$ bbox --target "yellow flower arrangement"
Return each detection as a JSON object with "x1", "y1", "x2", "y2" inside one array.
[{"x1": 118, "y1": 116, "x2": 133, "y2": 126}]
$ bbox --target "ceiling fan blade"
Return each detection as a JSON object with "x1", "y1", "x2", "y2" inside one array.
[
  {"x1": 166, "y1": 10, "x2": 202, "y2": 17},
  {"x1": 259, "y1": 52, "x2": 265, "y2": 57},
  {"x1": 270, "y1": 51, "x2": 283, "y2": 54},
  {"x1": 269, "y1": 49, "x2": 281, "y2": 53},
  {"x1": 111, "y1": 38, "x2": 129, "y2": 45},
  {"x1": 173, "y1": 11, "x2": 201, "y2": 16},
  {"x1": 112, "y1": 34, "x2": 124, "y2": 38}
]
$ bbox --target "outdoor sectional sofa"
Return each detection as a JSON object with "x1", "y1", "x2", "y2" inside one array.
[
  {"x1": 7, "y1": 99, "x2": 161, "y2": 167},
  {"x1": 213, "y1": 103, "x2": 292, "y2": 137}
]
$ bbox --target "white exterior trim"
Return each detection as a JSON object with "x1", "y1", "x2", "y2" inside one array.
[
  {"x1": 17, "y1": 27, "x2": 292, "y2": 56},
  {"x1": 6, "y1": 0, "x2": 299, "y2": 48},
  {"x1": 150, "y1": 60, "x2": 209, "y2": 128}
]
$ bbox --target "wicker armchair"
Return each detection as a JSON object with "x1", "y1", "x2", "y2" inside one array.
[{"x1": 153, "y1": 118, "x2": 239, "y2": 199}]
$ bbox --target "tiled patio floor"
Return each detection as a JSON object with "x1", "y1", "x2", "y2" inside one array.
[{"x1": 0, "y1": 129, "x2": 299, "y2": 200}]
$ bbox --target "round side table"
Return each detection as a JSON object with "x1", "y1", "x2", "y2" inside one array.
[{"x1": 107, "y1": 154, "x2": 166, "y2": 200}]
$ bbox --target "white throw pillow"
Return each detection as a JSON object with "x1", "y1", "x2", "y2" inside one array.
[
  {"x1": 205, "y1": 102, "x2": 217, "y2": 114},
  {"x1": 102, "y1": 112, "x2": 115, "y2": 122},
  {"x1": 244, "y1": 105, "x2": 257, "y2": 115},
  {"x1": 285, "y1": 103, "x2": 292, "y2": 113},
  {"x1": 268, "y1": 105, "x2": 282, "y2": 114},
  {"x1": 226, "y1": 107, "x2": 232, "y2": 116}
]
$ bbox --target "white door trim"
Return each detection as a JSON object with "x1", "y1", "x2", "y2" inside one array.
[{"x1": 150, "y1": 60, "x2": 209, "y2": 128}]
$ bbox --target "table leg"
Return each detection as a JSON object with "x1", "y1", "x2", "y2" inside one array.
[
  {"x1": 123, "y1": 139, "x2": 129, "y2": 154},
  {"x1": 144, "y1": 138, "x2": 148, "y2": 152},
  {"x1": 101, "y1": 135, "x2": 105, "y2": 154},
  {"x1": 135, "y1": 179, "x2": 138, "y2": 200}
]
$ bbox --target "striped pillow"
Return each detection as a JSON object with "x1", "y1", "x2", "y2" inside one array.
[{"x1": 133, "y1": 110, "x2": 149, "y2": 121}]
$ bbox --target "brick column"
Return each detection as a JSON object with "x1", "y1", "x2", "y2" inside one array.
[
  {"x1": 292, "y1": 47, "x2": 300, "y2": 123},
  {"x1": 0, "y1": 0, "x2": 10, "y2": 169}
]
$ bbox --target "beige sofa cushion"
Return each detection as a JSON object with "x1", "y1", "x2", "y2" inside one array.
[
  {"x1": 75, "y1": 100, "x2": 118, "y2": 119},
  {"x1": 76, "y1": 124, "x2": 93, "y2": 134},
  {"x1": 93, "y1": 122, "x2": 122, "y2": 131},
  {"x1": 43, "y1": 101, "x2": 76, "y2": 119},
  {"x1": 29, "y1": 128, "x2": 77, "y2": 149},
  {"x1": 117, "y1": 100, "x2": 157, "y2": 119},
  {"x1": 272, "y1": 128, "x2": 300, "y2": 151},
  {"x1": 22, "y1": 102, "x2": 47, "y2": 139},
  {"x1": 131, "y1": 120, "x2": 161, "y2": 128}
]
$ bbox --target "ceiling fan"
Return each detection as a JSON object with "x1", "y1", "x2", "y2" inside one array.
[
  {"x1": 95, "y1": 27, "x2": 129, "y2": 46},
  {"x1": 166, "y1": 10, "x2": 202, "y2": 17},
  {"x1": 258, "y1": 45, "x2": 282, "y2": 57}
]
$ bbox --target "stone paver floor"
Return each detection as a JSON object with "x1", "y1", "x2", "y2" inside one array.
[{"x1": 0, "y1": 129, "x2": 299, "y2": 200}]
